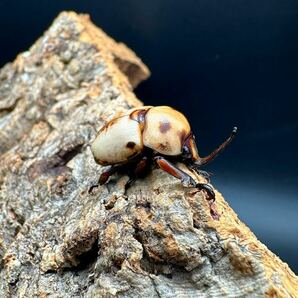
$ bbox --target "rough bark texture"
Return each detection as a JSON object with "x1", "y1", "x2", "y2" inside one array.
[{"x1": 0, "y1": 11, "x2": 297, "y2": 298}]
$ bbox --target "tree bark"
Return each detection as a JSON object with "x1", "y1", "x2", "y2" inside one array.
[{"x1": 0, "y1": 11, "x2": 297, "y2": 298}]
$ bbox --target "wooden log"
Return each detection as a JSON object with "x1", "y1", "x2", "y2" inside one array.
[{"x1": 0, "y1": 11, "x2": 297, "y2": 298}]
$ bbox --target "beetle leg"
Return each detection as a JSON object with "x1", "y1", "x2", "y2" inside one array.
[
  {"x1": 89, "y1": 165, "x2": 119, "y2": 194},
  {"x1": 189, "y1": 166, "x2": 212, "y2": 182},
  {"x1": 154, "y1": 156, "x2": 216, "y2": 201},
  {"x1": 98, "y1": 165, "x2": 119, "y2": 185},
  {"x1": 125, "y1": 177, "x2": 136, "y2": 190},
  {"x1": 197, "y1": 170, "x2": 212, "y2": 182},
  {"x1": 196, "y1": 183, "x2": 215, "y2": 202},
  {"x1": 154, "y1": 156, "x2": 196, "y2": 187},
  {"x1": 125, "y1": 156, "x2": 149, "y2": 190},
  {"x1": 134, "y1": 156, "x2": 149, "y2": 176}
]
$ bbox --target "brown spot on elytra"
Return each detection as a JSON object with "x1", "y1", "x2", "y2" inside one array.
[
  {"x1": 126, "y1": 141, "x2": 136, "y2": 149},
  {"x1": 159, "y1": 121, "x2": 171, "y2": 133}
]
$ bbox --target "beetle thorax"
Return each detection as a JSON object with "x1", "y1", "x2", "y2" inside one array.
[{"x1": 143, "y1": 106, "x2": 191, "y2": 156}]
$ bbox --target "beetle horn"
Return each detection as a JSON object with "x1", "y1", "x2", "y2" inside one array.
[{"x1": 195, "y1": 127, "x2": 237, "y2": 166}]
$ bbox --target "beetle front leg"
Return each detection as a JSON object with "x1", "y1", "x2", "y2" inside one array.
[
  {"x1": 154, "y1": 156, "x2": 196, "y2": 187},
  {"x1": 154, "y1": 156, "x2": 215, "y2": 198}
]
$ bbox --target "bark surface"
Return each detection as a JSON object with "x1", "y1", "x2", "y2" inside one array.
[{"x1": 0, "y1": 11, "x2": 297, "y2": 298}]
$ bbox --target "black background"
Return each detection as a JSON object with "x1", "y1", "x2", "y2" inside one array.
[{"x1": 0, "y1": 0, "x2": 297, "y2": 272}]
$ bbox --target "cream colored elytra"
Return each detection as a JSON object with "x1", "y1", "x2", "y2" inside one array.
[
  {"x1": 91, "y1": 106, "x2": 192, "y2": 165},
  {"x1": 91, "y1": 114, "x2": 143, "y2": 165}
]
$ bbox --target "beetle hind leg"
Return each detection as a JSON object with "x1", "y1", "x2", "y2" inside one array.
[
  {"x1": 89, "y1": 165, "x2": 119, "y2": 194},
  {"x1": 99, "y1": 165, "x2": 119, "y2": 185}
]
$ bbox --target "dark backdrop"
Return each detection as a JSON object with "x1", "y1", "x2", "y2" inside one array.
[{"x1": 0, "y1": 0, "x2": 297, "y2": 272}]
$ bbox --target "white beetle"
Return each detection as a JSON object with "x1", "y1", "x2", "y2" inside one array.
[{"x1": 91, "y1": 106, "x2": 237, "y2": 202}]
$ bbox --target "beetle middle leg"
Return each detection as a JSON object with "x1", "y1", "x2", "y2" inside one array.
[
  {"x1": 189, "y1": 167, "x2": 212, "y2": 183},
  {"x1": 125, "y1": 156, "x2": 149, "y2": 190},
  {"x1": 154, "y1": 156, "x2": 215, "y2": 199}
]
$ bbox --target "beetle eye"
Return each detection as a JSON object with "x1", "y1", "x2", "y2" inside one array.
[{"x1": 182, "y1": 145, "x2": 191, "y2": 158}]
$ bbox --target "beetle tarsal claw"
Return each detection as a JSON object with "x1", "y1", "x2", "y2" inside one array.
[
  {"x1": 88, "y1": 184, "x2": 99, "y2": 194},
  {"x1": 196, "y1": 169, "x2": 212, "y2": 182},
  {"x1": 181, "y1": 176, "x2": 196, "y2": 188},
  {"x1": 196, "y1": 183, "x2": 215, "y2": 201}
]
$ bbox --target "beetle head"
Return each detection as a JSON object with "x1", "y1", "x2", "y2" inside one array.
[
  {"x1": 182, "y1": 133, "x2": 199, "y2": 162},
  {"x1": 183, "y1": 126, "x2": 238, "y2": 167}
]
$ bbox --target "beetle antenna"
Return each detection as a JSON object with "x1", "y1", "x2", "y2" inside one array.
[{"x1": 196, "y1": 127, "x2": 237, "y2": 166}]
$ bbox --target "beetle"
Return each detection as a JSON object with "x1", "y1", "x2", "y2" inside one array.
[{"x1": 90, "y1": 106, "x2": 237, "y2": 201}]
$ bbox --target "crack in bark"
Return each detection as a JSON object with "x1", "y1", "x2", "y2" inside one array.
[{"x1": 27, "y1": 143, "x2": 83, "y2": 182}]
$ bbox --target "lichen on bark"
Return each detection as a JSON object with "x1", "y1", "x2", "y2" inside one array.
[{"x1": 0, "y1": 11, "x2": 297, "y2": 298}]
